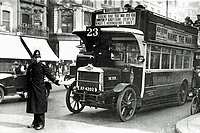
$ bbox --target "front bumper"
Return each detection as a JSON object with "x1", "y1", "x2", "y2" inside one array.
[{"x1": 73, "y1": 89, "x2": 115, "y2": 108}]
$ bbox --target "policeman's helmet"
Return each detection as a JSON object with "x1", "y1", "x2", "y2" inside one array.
[{"x1": 32, "y1": 50, "x2": 41, "y2": 58}]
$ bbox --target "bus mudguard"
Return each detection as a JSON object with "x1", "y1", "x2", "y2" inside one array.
[
  {"x1": 113, "y1": 83, "x2": 140, "y2": 97},
  {"x1": 0, "y1": 83, "x2": 6, "y2": 95},
  {"x1": 113, "y1": 83, "x2": 130, "y2": 93}
]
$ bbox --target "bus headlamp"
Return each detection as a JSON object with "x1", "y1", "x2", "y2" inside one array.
[{"x1": 198, "y1": 72, "x2": 200, "y2": 77}]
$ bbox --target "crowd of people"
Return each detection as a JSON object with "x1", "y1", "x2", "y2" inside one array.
[{"x1": 184, "y1": 14, "x2": 200, "y2": 29}]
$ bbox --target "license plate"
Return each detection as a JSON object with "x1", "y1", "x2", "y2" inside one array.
[{"x1": 78, "y1": 86, "x2": 98, "y2": 92}]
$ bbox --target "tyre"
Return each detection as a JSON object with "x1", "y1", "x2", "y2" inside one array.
[
  {"x1": 116, "y1": 87, "x2": 137, "y2": 122},
  {"x1": 177, "y1": 82, "x2": 188, "y2": 105},
  {"x1": 191, "y1": 96, "x2": 199, "y2": 115},
  {"x1": 0, "y1": 87, "x2": 4, "y2": 103},
  {"x1": 66, "y1": 83, "x2": 85, "y2": 113}
]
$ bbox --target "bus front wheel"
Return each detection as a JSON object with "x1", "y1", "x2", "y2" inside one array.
[
  {"x1": 66, "y1": 84, "x2": 85, "y2": 113},
  {"x1": 116, "y1": 87, "x2": 137, "y2": 122},
  {"x1": 177, "y1": 82, "x2": 188, "y2": 105},
  {"x1": 0, "y1": 87, "x2": 4, "y2": 103}
]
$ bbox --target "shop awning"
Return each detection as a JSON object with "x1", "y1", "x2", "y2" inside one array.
[
  {"x1": 21, "y1": 37, "x2": 59, "y2": 61},
  {"x1": 59, "y1": 41, "x2": 80, "y2": 60},
  {"x1": 0, "y1": 34, "x2": 30, "y2": 59}
]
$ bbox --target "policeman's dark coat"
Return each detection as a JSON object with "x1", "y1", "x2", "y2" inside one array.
[{"x1": 26, "y1": 61, "x2": 56, "y2": 114}]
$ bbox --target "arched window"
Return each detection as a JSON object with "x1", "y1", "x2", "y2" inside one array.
[
  {"x1": 2, "y1": 10, "x2": 10, "y2": 31},
  {"x1": 61, "y1": 10, "x2": 73, "y2": 33}
]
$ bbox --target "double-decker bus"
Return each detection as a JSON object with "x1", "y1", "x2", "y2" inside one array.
[{"x1": 65, "y1": 6, "x2": 198, "y2": 121}]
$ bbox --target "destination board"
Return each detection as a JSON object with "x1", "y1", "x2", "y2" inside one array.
[{"x1": 95, "y1": 12, "x2": 136, "y2": 26}]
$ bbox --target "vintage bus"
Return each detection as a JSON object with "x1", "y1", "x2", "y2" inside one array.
[{"x1": 65, "y1": 6, "x2": 198, "y2": 121}]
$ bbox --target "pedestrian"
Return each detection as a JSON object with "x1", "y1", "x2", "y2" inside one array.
[
  {"x1": 26, "y1": 50, "x2": 60, "y2": 130},
  {"x1": 12, "y1": 61, "x2": 24, "y2": 75}
]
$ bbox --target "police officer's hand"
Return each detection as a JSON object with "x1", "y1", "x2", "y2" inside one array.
[{"x1": 54, "y1": 79, "x2": 60, "y2": 86}]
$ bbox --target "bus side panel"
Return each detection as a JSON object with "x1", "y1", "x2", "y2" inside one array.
[{"x1": 144, "y1": 70, "x2": 192, "y2": 100}]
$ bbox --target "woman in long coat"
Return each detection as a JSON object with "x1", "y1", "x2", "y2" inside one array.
[{"x1": 26, "y1": 50, "x2": 59, "y2": 130}]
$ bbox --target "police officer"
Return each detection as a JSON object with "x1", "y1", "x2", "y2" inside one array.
[{"x1": 26, "y1": 50, "x2": 60, "y2": 130}]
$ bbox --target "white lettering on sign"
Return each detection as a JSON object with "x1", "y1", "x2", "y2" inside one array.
[
  {"x1": 95, "y1": 12, "x2": 136, "y2": 26},
  {"x1": 108, "y1": 76, "x2": 117, "y2": 80},
  {"x1": 156, "y1": 25, "x2": 193, "y2": 45},
  {"x1": 79, "y1": 86, "x2": 98, "y2": 92}
]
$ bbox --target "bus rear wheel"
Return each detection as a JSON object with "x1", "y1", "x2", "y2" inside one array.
[
  {"x1": 66, "y1": 84, "x2": 85, "y2": 113},
  {"x1": 0, "y1": 87, "x2": 4, "y2": 103},
  {"x1": 177, "y1": 82, "x2": 188, "y2": 105},
  {"x1": 116, "y1": 87, "x2": 137, "y2": 122}
]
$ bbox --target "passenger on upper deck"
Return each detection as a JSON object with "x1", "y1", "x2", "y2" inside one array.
[
  {"x1": 124, "y1": 4, "x2": 134, "y2": 12},
  {"x1": 184, "y1": 16, "x2": 193, "y2": 26},
  {"x1": 134, "y1": 4, "x2": 146, "y2": 10},
  {"x1": 124, "y1": 4, "x2": 146, "y2": 12},
  {"x1": 194, "y1": 14, "x2": 200, "y2": 29}
]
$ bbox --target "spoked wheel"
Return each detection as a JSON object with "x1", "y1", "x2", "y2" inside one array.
[
  {"x1": 0, "y1": 87, "x2": 4, "y2": 103},
  {"x1": 66, "y1": 84, "x2": 85, "y2": 113},
  {"x1": 116, "y1": 87, "x2": 137, "y2": 122},
  {"x1": 177, "y1": 82, "x2": 188, "y2": 105}
]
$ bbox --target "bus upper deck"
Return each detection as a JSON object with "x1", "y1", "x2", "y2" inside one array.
[{"x1": 92, "y1": 7, "x2": 198, "y2": 49}]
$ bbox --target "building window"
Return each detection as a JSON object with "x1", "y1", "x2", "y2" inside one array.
[
  {"x1": 22, "y1": 14, "x2": 32, "y2": 26},
  {"x1": 104, "y1": 0, "x2": 113, "y2": 6},
  {"x1": 2, "y1": 10, "x2": 10, "y2": 31},
  {"x1": 84, "y1": 11, "x2": 92, "y2": 26},
  {"x1": 61, "y1": 10, "x2": 73, "y2": 33},
  {"x1": 82, "y1": 0, "x2": 94, "y2": 7}
]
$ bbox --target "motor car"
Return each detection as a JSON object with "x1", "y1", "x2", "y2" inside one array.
[{"x1": 0, "y1": 72, "x2": 52, "y2": 103}]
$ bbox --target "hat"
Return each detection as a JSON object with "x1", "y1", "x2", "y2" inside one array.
[
  {"x1": 32, "y1": 50, "x2": 41, "y2": 58},
  {"x1": 185, "y1": 16, "x2": 190, "y2": 19},
  {"x1": 124, "y1": 4, "x2": 132, "y2": 8}
]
